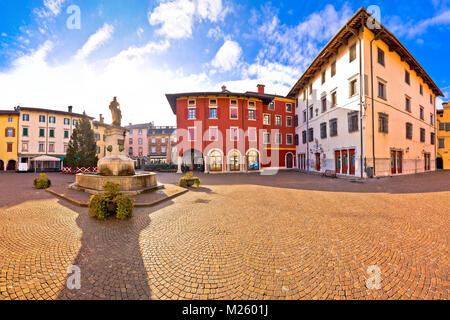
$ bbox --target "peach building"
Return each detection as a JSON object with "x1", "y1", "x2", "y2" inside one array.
[
  {"x1": 17, "y1": 106, "x2": 93, "y2": 170},
  {"x1": 437, "y1": 102, "x2": 450, "y2": 170},
  {"x1": 289, "y1": 7, "x2": 442, "y2": 178},
  {"x1": 125, "y1": 123, "x2": 153, "y2": 168}
]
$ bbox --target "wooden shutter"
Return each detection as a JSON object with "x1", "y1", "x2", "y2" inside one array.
[
  {"x1": 12, "y1": 128, "x2": 15, "y2": 137},
  {"x1": 5, "y1": 128, "x2": 7, "y2": 137}
]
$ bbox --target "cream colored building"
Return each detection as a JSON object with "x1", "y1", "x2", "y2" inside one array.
[
  {"x1": 289, "y1": 8, "x2": 442, "y2": 178},
  {"x1": 18, "y1": 106, "x2": 93, "y2": 170}
]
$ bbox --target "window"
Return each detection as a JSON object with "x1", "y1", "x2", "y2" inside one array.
[
  {"x1": 39, "y1": 128, "x2": 45, "y2": 137},
  {"x1": 349, "y1": 43, "x2": 357, "y2": 62},
  {"x1": 263, "y1": 132, "x2": 270, "y2": 144},
  {"x1": 7, "y1": 117, "x2": 13, "y2": 123},
  {"x1": 308, "y1": 128, "x2": 314, "y2": 142},
  {"x1": 378, "y1": 81, "x2": 386, "y2": 99},
  {"x1": 320, "y1": 122, "x2": 327, "y2": 139},
  {"x1": 138, "y1": 138, "x2": 143, "y2": 145},
  {"x1": 152, "y1": 147, "x2": 156, "y2": 153},
  {"x1": 23, "y1": 114, "x2": 30, "y2": 122},
  {"x1": 230, "y1": 127, "x2": 239, "y2": 141},
  {"x1": 263, "y1": 114, "x2": 270, "y2": 125},
  {"x1": 73, "y1": 119, "x2": 78, "y2": 126},
  {"x1": 97, "y1": 146, "x2": 101, "y2": 154},
  {"x1": 286, "y1": 116, "x2": 293, "y2": 127},
  {"x1": 248, "y1": 101, "x2": 256, "y2": 108},
  {"x1": 406, "y1": 123, "x2": 413, "y2": 139},
  {"x1": 248, "y1": 127, "x2": 257, "y2": 142},
  {"x1": 22, "y1": 142, "x2": 28, "y2": 152},
  {"x1": 404, "y1": 96, "x2": 411, "y2": 112},
  {"x1": 431, "y1": 132, "x2": 435, "y2": 145},
  {"x1": 420, "y1": 106, "x2": 424, "y2": 120},
  {"x1": 151, "y1": 137, "x2": 156, "y2": 144},
  {"x1": 439, "y1": 122, "x2": 445, "y2": 131},
  {"x1": 438, "y1": 138, "x2": 445, "y2": 148},
  {"x1": 188, "y1": 108, "x2": 196, "y2": 120},
  {"x1": 64, "y1": 118, "x2": 70, "y2": 125},
  {"x1": 330, "y1": 119, "x2": 338, "y2": 137},
  {"x1": 39, "y1": 143, "x2": 45, "y2": 152},
  {"x1": 331, "y1": 91, "x2": 337, "y2": 107},
  {"x1": 420, "y1": 84, "x2": 423, "y2": 96},
  {"x1": 39, "y1": 115, "x2": 46, "y2": 122},
  {"x1": 161, "y1": 147, "x2": 166, "y2": 153},
  {"x1": 7, "y1": 143, "x2": 13, "y2": 153},
  {"x1": 138, "y1": 129, "x2": 142, "y2": 135},
  {"x1": 378, "y1": 113, "x2": 389, "y2": 133},
  {"x1": 49, "y1": 129, "x2": 55, "y2": 138},
  {"x1": 188, "y1": 127, "x2": 196, "y2": 141},
  {"x1": 230, "y1": 99, "x2": 237, "y2": 106},
  {"x1": 129, "y1": 138, "x2": 133, "y2": 144},
  {"x1": 23, "y1": 127, "x2": 28, "y2": 137},
  {"x1": 309, "y1": 84, "x2": 313, "y2": 95},
  {"x1": 129, "y1": 147, "x2": 134, "y2": 156},
  {"x1": 303, "y1": 91, "x2": 306, "y2": 101},
  {"x1": 275, "y1": 133, "x2": 282, "y2": 144},
  {"x1": 430, "y1": 94, "x2": 433, "y2": 104},
  {"x1": 420, "y1": 128, "x2": 425, "y2": 142},
  {"x1": 230, "y1": 107, "x2": 238, "y2": 119},
  {"x1": 321, "y1": 96, "x2": 327, "y2": 113},
  {"x1": 209, "y1": 99, "x2": 217, "y2": 106},
  {"x1": 209, "y1": 108, "x2": 218, "y2": 119},
  {"x1": 49, "y1": 116, "x2": 56, "y2": 124},
  {"x1": 275, "y1": 115, "x2": 282, "y2": 126},
  {"x1": 377, "y1": 48, "x2": 385, "y2": 66},
  {"x1": 321, "y1": 71, "x2": 326, "y2": 84},
  {"x1": 48, "y1": 143, "x2": 55, "y2": 153},
  {"x1": 129, "y1": 130, "x2": 133, "y2": 135},
  {"x1": 302, "y1": 110, "x2": 306, "y2": 123},
  {"x1": 162, "y1": 137, "x2": 166, "y2": 144},
  {"x1": 6, "y1": 128, "x2": 14, "y2": 137},
  {"x1": 188, "y1": 99, "x2": 196, "y2": 106},
  {"x1": 331, "y1": 61, "x2": 336, "y2": 77},
  {"x1": 309, "y1": 106, "x2": 313, "y2": 120},
  {"x1": 209, "y1": 127, "x2": 218, "y2": 141},
  {"x1": 248, "y1": 109, "x2": 256, "y2": 120},
  {"x1": 350, "y1": 79, "x2": 357, "y2": 97},
  {"x1": 348, "y1": 112, "x2": 359, "y2": 133},
  {"x1": 295, "y1": 134, "x2": 299, "y2": 146},
  {"x1": 430, "y1": 113, "x2": 434, "y2": 125},
  {"x1": 294, "y1": 114, "x2": 298, "y2": 127},
  {"x1": 286, "y1": 134, "x2": 293, "y2": 145},
  {"x1": 286, "y1": 103, "x2": 292, "y2": 112},
  {"x1": 268, "y1": 102, "x2": 275, "y2": 110},
  {"x1": 302, "y1": 131, "x2": 307, "y2": 144},
  {"x1": 405, "y1": 70, "x2": 410, "y2": 85}
]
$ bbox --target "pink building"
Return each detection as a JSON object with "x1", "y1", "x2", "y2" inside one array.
[{"x1": 125, "y1": 123, "x2": 153, "y2": 167}]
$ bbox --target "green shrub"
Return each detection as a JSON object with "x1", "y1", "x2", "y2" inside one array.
[
  {"x1": 33, "y1": 173, "x2": 52, "y2": 189},
  {"x1": 179, "y1": 171, "x2": 201, "y2": 188},
  {"x1": 115, "y1": 194, "x2": 134, "y2": 220},
  {"x1": 88, "y1": 182, "x2": 134, "y2": 220},
  {"x1": 88, "y1": 194, "x2": 109, "y2": 220}
]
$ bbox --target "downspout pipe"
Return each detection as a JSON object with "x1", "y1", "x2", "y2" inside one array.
[{"x1": 306, "y1": 86, "x2": 309, "y2": 172}]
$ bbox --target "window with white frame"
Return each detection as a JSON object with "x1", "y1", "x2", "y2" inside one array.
[
  {"x1": 248, "y1": 109, "x2": 256, "y2": 120},
  {"x1": 210, "y1": 99, "x2": 217, "y2": 106},
  {"x1": 286, "y1": 116, "x2": 293, "y2": 127},
  {"x1": 188, "y1": 99, "x2": 196, "y2": 106},
  {"x1": 275, "y1": 133, "x2": 282, "y2": 144},
  {"x1": 268, "y1": 102, "x2": 275, "y2": 110},
  {"x1": 286, "y1": 103, "x2": 293, "y2": 112},
  {"x1": 248, "y1": 101, "x2": 256, "y2": 108},
  {"x1": 275, "y1": 115, "x2": 282, "y2": 126},
  {"x1": 286, "y1": 134, "x2": 293, "y2": 145},
  {"x1": 230, "y1": 127, "x2": 239, "y2": 141},
  {"x1": 188, "y1": 108, "x2": 196, "y2": 119},
  {"x1": 263, "y1": 114, "x2": 270, "y2": 125},
  {"x1": 230, "y1": 106, "x2": 238, "y2": 119},
  {"x1": 209, "y1": 127, "x2": 218, "y2": 141},
  {"x1": 263, "y1": 132, "x2": 270, "y2": 144}
]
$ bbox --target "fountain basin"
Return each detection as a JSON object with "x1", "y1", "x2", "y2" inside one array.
[{"x1": 70, "y1": 172, "x2": 162, "y2": 195}]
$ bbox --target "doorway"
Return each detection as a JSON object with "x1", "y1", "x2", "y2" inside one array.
[
  {"x1": 424, "y1": 153, "x2": 431, "y2": 171},
  {"x1": 315, "y1": 153, "x2": 321, "y2": 171},
  {"x1": 286, "y1": 153, "x2": 293, "y2": 169},
  {"x1": 391, "y1": 150, "x2": 403, "y2": 175}
]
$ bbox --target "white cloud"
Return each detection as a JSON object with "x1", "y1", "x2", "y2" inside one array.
[
  {"x1": 35, "y1": 0, "x2": 66, "y2": 17},
  {"x1": 137, "y1": 27, "x2": 145, "y2": 38},
  {"x1": 211, "y1": 40, "x2": 242, "y2": 72},
  {"x1": 388, "y1": 9, "x2": 450, "y2": 38},
  {"x1": 148, "y1": 0, "x2": 226, "y2": 40},
  {"x1": 75, "y1": 24, "x2": 114, "y2": 60},
  {"x1": 207, "y1": 26, "x2": 225, "y2": 40},
  {"x1": 110, "y1": 40, "x2": 170, "y2": 64}
]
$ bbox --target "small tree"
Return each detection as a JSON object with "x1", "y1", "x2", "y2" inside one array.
[{"x1": 64, "y1": 113, "x2": 98, "y2": 170}]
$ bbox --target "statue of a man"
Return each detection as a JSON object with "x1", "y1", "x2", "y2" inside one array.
[{"x1": 109, "y1": 97, "x2": 122, "y2": 127}]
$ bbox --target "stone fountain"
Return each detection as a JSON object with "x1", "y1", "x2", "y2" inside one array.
[{"x1": 70, "y1": 97, "x2": 160, "y2": 195}]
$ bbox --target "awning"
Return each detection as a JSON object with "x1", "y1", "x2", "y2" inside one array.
[{"x1": 31, "y1": 155, "x2": 62, "y2": 162}]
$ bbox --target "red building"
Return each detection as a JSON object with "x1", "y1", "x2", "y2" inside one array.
[{"x1": 166, "y1": 85, "x2": 297, "y2": 174}]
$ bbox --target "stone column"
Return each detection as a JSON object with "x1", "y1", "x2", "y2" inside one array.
[{"x1": 177, "y1": 157, "x2": 182, "y2": 174}]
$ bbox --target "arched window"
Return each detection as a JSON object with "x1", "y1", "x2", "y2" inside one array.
[
  {"x1": 209, "y1": 150, "x2": 222, "y2": 172},
  {"x1": 229, "y1": 151, "x2": 240, "y2": 171},
  {"x1": 247, "y1": 150, "x2": 259, "y2": 171}
]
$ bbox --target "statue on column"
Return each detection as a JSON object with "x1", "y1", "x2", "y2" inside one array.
[{"x1": 109, "y1": 97, "x2": 122, "y2": 127}]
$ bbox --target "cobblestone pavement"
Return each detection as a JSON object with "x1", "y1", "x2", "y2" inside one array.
[{"x1": 0, "y1": 171, "x2": 448, "y2": 300}]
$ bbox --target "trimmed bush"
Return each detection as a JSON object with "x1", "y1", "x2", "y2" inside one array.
[
  {"x1": 179, "y1": 171, "x2": 201, "y2": 188},
  {"x1": 33, "y1": 173, "x2": 52, "y2": 189},
  {"x1": 88, "y1": 182, "x2": 134, "y2": 220},
  {"x1": 144, "y1": 163, "x2": 177, "y2": 172}
]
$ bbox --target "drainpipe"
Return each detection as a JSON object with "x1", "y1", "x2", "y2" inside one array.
[
  {"x1": 434, "y1": 94, "x2": 437, "y2": 171},
  {"x1": 306, "y1": 86, "x2": 309, "y2": 172},
  {"x1": 370, "y1": 30, "x2": 384, "y2": 177}
]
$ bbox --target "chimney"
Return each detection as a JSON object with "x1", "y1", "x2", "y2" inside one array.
[
  {"x1": 99, "y1": 114, "x2": 104, "y2": 123},
  {"x1": 129, "y1": 123, "x2": 132, "y2": 126},
  {"x1": 68, "y1": 106, "x2": 73, "y2": 113},
  {"x1": 257, "y1": 84, "x2": 265, "y2": 94},
  {"x1": 221, "y1": 85, "x2": 227, "y2": 92}
]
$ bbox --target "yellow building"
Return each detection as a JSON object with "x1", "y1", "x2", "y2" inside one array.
[
  {"x1": 437, "y1": 102, "x2": 450, "y2": 170},
  {"x1": 0, "y1": 108, "x2": 19, "y2": 171},
  {"x1": 93, "y1": 115, "x2": 111, "y2": 159}
]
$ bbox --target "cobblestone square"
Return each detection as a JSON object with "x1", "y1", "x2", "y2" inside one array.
[{"x1": 0, "y1": 171, "x2": 448, "y2": 300}]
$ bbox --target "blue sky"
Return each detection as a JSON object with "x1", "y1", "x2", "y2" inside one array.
[{"x1": 0, "y1": 0, "x2": 449, "y2": 125}]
